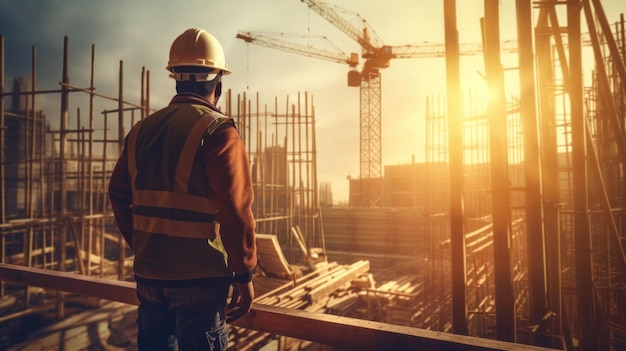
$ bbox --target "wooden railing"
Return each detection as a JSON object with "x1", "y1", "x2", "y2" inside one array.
[{"x1": 0, "y1": 263, "x2": 557, "y2": 351}]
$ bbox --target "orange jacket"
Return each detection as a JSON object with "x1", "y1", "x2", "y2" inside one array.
[{"x1": 108, "y1": 94, "x2": 257, "y2": 283}]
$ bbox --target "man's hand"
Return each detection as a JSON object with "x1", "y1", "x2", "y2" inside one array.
[{"x1": 226, "y1": 281, "x2": 254, "y2": 323}]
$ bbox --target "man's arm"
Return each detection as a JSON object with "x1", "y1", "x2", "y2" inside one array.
[
  {"x1": 108, "y1": 149, "x2": 134, "y2": 250},
  {"x1": 203, "y1": 125, "x2": 257, "y2": 322},
  {"x1": 203, "y1": 125, "x2": 257, "y2": 275}
]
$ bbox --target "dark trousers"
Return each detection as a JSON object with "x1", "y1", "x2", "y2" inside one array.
[{"x1": 136, "y1": 282, "x2": 230, "y2": 351}]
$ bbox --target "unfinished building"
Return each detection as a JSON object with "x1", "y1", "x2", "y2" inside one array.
[{"x1": 1, "y1": 0, "x2": 626, "y2": 350}]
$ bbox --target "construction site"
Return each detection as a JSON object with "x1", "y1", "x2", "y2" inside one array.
[{"x1": 1, "y1": 0, "x2": 626, "y2": 350}]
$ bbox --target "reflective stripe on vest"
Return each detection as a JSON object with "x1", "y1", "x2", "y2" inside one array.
[{"x1": 127, "y1": 110, "x2": 223, "y2": 239}]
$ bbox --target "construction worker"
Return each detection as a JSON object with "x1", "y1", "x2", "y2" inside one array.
[{"x1": 108, "y1": 28, "x2": 257, "y2": 351}]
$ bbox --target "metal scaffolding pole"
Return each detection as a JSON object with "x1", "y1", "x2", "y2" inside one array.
[
  {"x1": 483, "y1": 0, "x2": 516, "y2": 342},
  {"x1": 444, "y1": 0, "x2": 468, "y2": 337},
  {"x1": 535, "y1": 5, "x2": 566, "y2": 349},
  {"x1": 0, "y1": 35, "x2": 5, "y2": 299},
  {"x1": 117, "y1": 60, "x2": 125, "y2": 280},
  {"x1": 56, "y1": 35, "x2": 70, "y2": 320},
  {"x1": 567, "y1": 1, "x2": 597, "y2": 349},
  {"x1": 516, "y1": 0, "x2": 549, "y2": 340},
  {"x1": 1, "y1": 35, "x2": 5, "y2": 224},
  {"x1": 87, "y1": 45, "x2": 95, "y2": 276}
]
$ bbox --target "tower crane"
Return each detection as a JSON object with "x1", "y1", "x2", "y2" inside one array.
[
  {"x1": 236, "y1": 1, "x2": 529, "y2": 207},
  {"x1": 237, "y1": 0, "x2": 435, "y2": 207}
]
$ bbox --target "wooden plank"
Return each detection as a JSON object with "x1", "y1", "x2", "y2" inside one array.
[
  {"x1": 6, "y1": 247, "x2": 54, "y2": 265},
  {"x1": 290, "y1": 226, "x2": 308, "y2": 256},
  {"x1": 307, "y1": 260, "x2": 370, "y2": 304},
  {"x1": 235, "y1": 304, "x2": 558, "y2": 351},
  {"x1": 256, "y1": 234, "x2": 293, "y2": 279},
  {"x1": 0, "y1": 263, "x2": 138, "y2": 305},
  {"x1": 0, "y1": 263, "x2": 558, "y2": 351}
]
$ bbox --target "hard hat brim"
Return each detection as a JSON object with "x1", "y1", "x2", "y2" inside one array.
[{"x1": 169, "y1": 71, "x2": 221, "y2": 82}]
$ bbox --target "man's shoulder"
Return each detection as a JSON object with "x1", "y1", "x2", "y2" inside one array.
[{"x1": 205, "y1": 114, "x2": 236, "y2": 136}]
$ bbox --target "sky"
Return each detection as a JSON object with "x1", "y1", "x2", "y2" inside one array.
[{"x1": 1, "y1": 0, "x2": 625, "y2": 203}]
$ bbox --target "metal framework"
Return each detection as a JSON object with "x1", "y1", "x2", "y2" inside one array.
[
  {"x1": 1, "y1": 0, "x2": 626, "y2": 350},
  {"x1": 238, "y1": 0, "x2": 430, "y2": 207}
]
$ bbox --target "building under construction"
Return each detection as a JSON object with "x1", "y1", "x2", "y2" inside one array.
[{"x1": 1, "y1": 0, "x2": 626, "y2": 350}]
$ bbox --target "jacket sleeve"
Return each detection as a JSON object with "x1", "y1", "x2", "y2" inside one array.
[
  {"x1": 108, "y1": 146, "x2": 134, "y2": 250},
  {"x1": 203, "y1": 126, "x2": 257, "y2": 275}
]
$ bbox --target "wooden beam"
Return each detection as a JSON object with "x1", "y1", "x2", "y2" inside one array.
[
  {"x1": 235, "y1": 304, "x2": 555, "y2": 351},
  {"x1": 307, "y1": 260, "x2": 369, "y2": 304},
  {"x1": 0, "y1": 263, "x2": 557, "y2": 351},
  {"x1": 0, "y1": 263, "x2": 139, "y2": 305}
]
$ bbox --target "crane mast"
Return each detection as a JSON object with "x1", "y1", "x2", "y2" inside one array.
[
  {"x1": 300, "y1": 0, "x2": 393, "y2": 207},
  {"x1": 238, "y1": 1, "x2": 587, "y2": 207},
  {"x1": 239, "y1": 0, "x2": 429, "y2": 207}
]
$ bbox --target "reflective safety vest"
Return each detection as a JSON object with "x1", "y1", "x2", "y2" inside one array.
[{"x1": 126, "y1": 103, "x2": 233, "y2": 239}]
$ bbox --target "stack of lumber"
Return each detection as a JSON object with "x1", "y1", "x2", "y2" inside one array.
[
  {"x1": 230, "y1": 260, "x2": 371, "y2": 351},
  {"x1": 325, "y1": 290, "x2": 361, "y2": 317},
  {"x1": 253, "y1": 260, "x2": 370, "y2": 309},
  {"x1": 363, "y1": 274, "x2": 424, "y2": 327}
]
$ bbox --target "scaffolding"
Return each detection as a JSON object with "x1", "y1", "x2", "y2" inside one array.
[
  {"x1": 2, "y1": 0, "x2": 626, "y2": 350},
  {"x1": 416, "y1": 0, "x2": 626, "y2": 349},
  {"x1": 0, "y1": 34, "x2": 323, "y2": 323}
]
